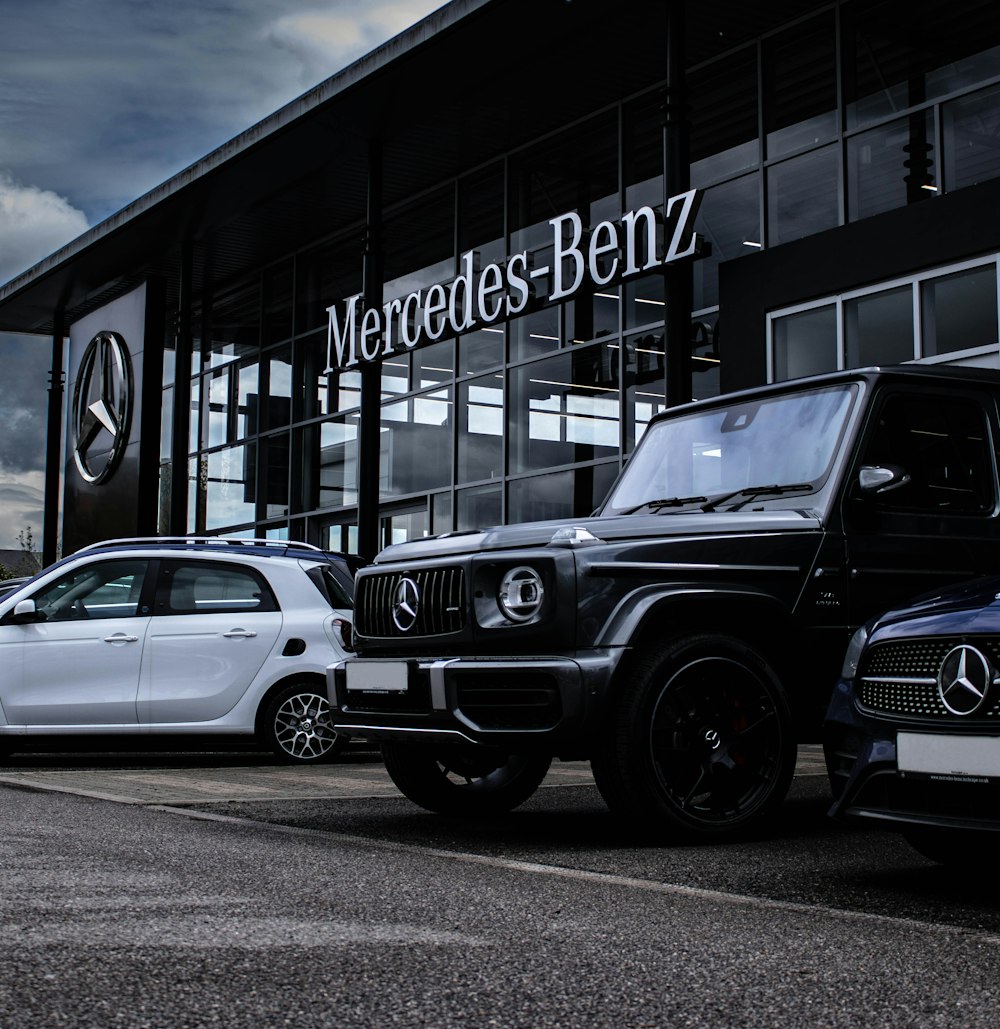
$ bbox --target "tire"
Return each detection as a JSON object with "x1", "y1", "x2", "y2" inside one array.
[
  {"x1": 591, "y1": 632, "x2": 796, "y2": 842},
  {"x1": 903, "y1": 827, "x2": 1000, "y2": 866},
  {"x1": 261, "y1": 682, "x2": 346, "y2": 764},
  {"x1": 381, "y1": 742, "x2": 552, "y2": 816}
]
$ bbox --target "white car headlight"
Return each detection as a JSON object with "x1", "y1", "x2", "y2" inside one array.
[{"x1": 497, "y1": 566, "x2": 545, "y2": 623}]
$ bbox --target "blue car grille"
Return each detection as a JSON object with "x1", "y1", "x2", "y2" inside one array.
[{"x1": 858, "y1": 636, "x2": 1000, "y2": 720}]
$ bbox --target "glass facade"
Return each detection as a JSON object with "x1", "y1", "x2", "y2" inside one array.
[{"x1": 160, "y1": 0, "x2": 1000, "y2": 550}]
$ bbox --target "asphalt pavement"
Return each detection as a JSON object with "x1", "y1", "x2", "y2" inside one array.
[{"x1": 2, "y1": 745, "x2": 999, "y2": 1028}]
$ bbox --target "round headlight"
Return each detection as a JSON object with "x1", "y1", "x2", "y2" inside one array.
[{"x1": 497, "y1": 566, "x2": 545, "y2": 623}]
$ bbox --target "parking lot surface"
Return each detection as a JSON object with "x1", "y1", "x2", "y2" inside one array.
[{"x1": 3, "y1": 743, "x2": 1000, "y2": 1028}]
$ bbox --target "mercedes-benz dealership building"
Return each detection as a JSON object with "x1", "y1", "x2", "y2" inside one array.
[{"x1": 1, "y1": 0, "x2": 999, "y2": 565}]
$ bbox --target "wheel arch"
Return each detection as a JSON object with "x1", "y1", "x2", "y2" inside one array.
[{"x1": 253, "y1": 670, "x2": 327, "y2": 735}]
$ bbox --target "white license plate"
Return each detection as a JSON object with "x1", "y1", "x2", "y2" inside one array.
[
  {"x1": 345, "y1": 661, "x2": 409, "y2": 693},
  {"x1": 897, "y1": 732, "x2": 1000, "y2": 780}
]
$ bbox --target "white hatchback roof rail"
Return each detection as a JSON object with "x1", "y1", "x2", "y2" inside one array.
[{"x1": 75, "y1": 536, "x2": 322, "y2": 554}]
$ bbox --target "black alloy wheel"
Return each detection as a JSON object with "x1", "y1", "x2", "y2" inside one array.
[
  {"x1": 591, "y1": 632, "x2": 795, "y2": 841},
  {"x1": 381, "y1": 742, "x2": 552, "y2": 816},
  {"x1": 263, "y1": 682, "x2": 346, "y2": 764}
]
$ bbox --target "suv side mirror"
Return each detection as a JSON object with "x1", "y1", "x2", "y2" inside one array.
[{"x1": 859, "y1": 464, "x2": 911, "y2": 495}]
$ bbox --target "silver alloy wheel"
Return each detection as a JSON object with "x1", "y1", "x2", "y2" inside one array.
[{"x1": 272, "y1": 690, "x2": 339, "y2": 760}]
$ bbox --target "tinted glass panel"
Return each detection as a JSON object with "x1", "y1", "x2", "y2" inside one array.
[
  {"x1": 921, "y1": 265, "x2": 999, "y2": 356},
  {"x1": 689, "y1": 48, "x2": 759, "y2": 185},
  {"x1": 767, "y1": 145, "x2": 840, "y2": 245},
  {"x1": 164, "y1": 562, "x2": 275, "y2": 614},
  {"x1": 772, "y1": 305, "x2": 838, "y2": 381},
  {"x1": 943, "y1": 83, "x2": 1000, "y2": 191},
  {"x1": 845, "y1": 286, "x2": 914, "y2": 366},
  {"x1": 31, "y1": 560, "x2": 148, "y2": 621},
  {"x1": 847, "y1": 112, "x2": 936, "y2": 220}
]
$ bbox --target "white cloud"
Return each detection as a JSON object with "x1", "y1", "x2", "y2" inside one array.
[
  {"x1": 0, "y1": 172, "x2": 89, "y2": 286},
  {"x1": 264, "y1": 2, "x2": 444, "y2": 86}
]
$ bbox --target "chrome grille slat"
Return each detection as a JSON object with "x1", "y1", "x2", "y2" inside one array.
[{"x1": 357, "y1": 566, "x2": 466, "y2": 638}]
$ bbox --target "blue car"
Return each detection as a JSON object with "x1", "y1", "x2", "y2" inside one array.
[{"x1": 825, "y1": 576, "x2": 1000, "y2": 864}]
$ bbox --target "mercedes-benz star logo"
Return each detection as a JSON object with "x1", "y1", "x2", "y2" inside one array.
[
  {"x1": 392, "y1": 577, "x2": 420, "y2": 633},
  {"x1": 938, "y1": 644, "x2": 993, "y2": 716},
  {"x1": 72, "y1": 331, "x2": 133, "y2": 485}
]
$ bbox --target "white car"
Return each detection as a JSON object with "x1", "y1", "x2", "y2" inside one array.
[{"x1": 0, "y1": 538, "x2": 362, "y2": 763}]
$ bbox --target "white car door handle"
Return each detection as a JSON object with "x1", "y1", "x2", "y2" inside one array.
[
  {"x1": 222, "y1": 629, "x2": 257, "y2": 639},
  {"x1": 104, "y1": 633, "x2": 139, "y2": 644}
]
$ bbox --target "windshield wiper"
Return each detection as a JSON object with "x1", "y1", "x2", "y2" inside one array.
[
  {"x1": 700, "y1": 482, "x2": 814, "y2": 513},
  {"x1": 619, "y1": 495, "x2": 708, "y2": 516}
]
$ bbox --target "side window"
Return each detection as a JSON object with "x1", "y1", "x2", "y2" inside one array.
[
  {"x1": 30, "y1": 559, "x2": 149, "y2": 621},
  {"x1": 861, "y1": 394, "x2": 995, "y2": 513},
  {"x1": 159, "y1": 561, "x2": 278, "y2": 616}
]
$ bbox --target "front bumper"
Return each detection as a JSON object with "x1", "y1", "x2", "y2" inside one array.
[
  {"x1": 327, "y1": 651, "x2": 619, "y2": 752},
  {"x1": 824, "y1": 678, "x2": 1000, "y2": 833}
]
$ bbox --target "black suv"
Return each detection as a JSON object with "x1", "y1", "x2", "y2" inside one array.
[{"x1": 329, "y1": 366, "x2": 1000, "y2": 839}]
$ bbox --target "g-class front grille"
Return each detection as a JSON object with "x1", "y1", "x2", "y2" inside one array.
[
  {"x1": 356, "y1": 566, "x2": 466, "y2": 638},
  {"x1": 858, "y1": 636, "x2": 1000, "y2": 720}
]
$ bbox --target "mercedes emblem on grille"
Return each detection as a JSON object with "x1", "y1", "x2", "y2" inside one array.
[
  {"x1": 392, "y1": 577, "x2": 420, "y2": 632},
  {"x1": 937, "y1": 644, "x2": 993, "y2": 716}
]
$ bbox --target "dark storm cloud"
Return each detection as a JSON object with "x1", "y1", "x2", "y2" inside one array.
[{"x1": 0, "y1": 333, "x2": 51, "y2": 475}]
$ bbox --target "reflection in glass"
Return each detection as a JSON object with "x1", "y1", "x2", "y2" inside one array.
[
  {"x1": 763, "y1": 12, "x2": 836, "y2": 159},
  {"x1": 767, "y1": 146, "x2": 839, "y2": 245},
  {"x1": 845, "y1": 286, "x2": 914, "y2": 368},
  {"x1": 205, "y1": 445, "x2": 256, "y2": 530},
  {"x1": 623, "y1": 331, "x2": 665, "y2": 452},
  {"x1": 510, "y1": 308, "x2": 561, "y2": 363},
  {"x1": 456, "y1": 483, "x2": 501, "y2": 532},
  {"x1": 380, "y1": 389, "x2": 453, "y2": 496},
  {"x1": 921, "y1": 265, "x2": 999, "y2": 357},
  {"x1": 207, "y1": 285, "x2": 259, "y2": 369},
  {"x1": 846, "y1": 0, "x2": 1000, "y2": 130},
  {"x1": 206, "y1": 369, "x2": 230, "y2": 448},
  {"x1": 847, "y1": 112, "x2": 936, "y2": 221},
  {"x1": 510, "y1": 345, "x2": 620, "y2": 475},
  {"x1": 509, "y1": 464, "x2": 619, "y2": 525},
  {"x1": 458, "y1": 375, "x2": 504, "y2": 484},
  {"x1": 943, "y1": 83, "x2": 1000, "y2": 191},
  {"x1": 459, "y1": 326, "x2": 504, "y2": 375},
  {"x1": 689, "y1": 47, "x2": 759, "y2": 186},
  {"x1": 262, "y1": 264, "x2": 293, "y2": 345},
  {"x1": 261, "y1": 433, "x2": 290, "y2": 519},
  {"x1": 266, "y1": 347, "x2": 292, "y2": 430},
  {"x1": 772, "y1": 305, "x2": 837, "y2": 381},
  {"x1": 624, "y1": 276, "x2": 665, "y2": 331},
  {"x1": 694, "y1": 174, "x2": 760, "y2": 310},
  {"x1": 691, "y1": 312, "x2": 721, "y2": 402},
  {"x1": 414, "y1": 339, "x2": 455, "y2": 389}
]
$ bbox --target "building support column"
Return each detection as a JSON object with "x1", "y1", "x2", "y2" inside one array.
[
  {"x1": 663, "y1": 2, "x2": 693, "y2": 408},
  {"x1": 170, "y1": 242, "x2": 194, "y2": 534},
  {"x1": 42, "y1": 313, "x2": 65, "y2": 567},
  {"x1": 357, "y1": 141, "x2": 383, "y2": 562}
]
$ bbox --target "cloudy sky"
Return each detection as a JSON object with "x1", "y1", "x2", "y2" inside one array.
[{"x1": 0, "y1": 0, "x2": 444, "y2": 554}]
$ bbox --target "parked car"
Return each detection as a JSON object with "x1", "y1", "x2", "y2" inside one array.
[
  {"x1": 825, "y1": 575, "x2": 1000, "y2": 864},
  {"x1": 328, "y1": 364, "x2": 1000, "y2": 840},
  {"x1": 0, "y1": 577, "x2": 31, "y2": 598},
  {"x1": 0, "y1": 537, "x2": 363, "y2": 763}
]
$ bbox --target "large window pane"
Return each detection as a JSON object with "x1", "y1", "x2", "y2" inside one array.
[
  {"x1": 847, "y1": 112, "x2": 936, "y2": 221},
  {"x1": 456, "y1": 483, "x2": 502, "y2": 532},
  {"x1": 943, "y1": 83, "x2": 1000, "y2": 191},
  {"x1": 694, "y1": 174, "x2": 760, "y2": 310},
  {"x1": 767, "y1": 146, "x2": 840, "y2": 245},
  {"x1": 921, "y1": 265, "x2": 999, "y2": 357},
  {"x1": 846, "y1": 0, "x2": 1000, "y2": 130},
  {"x1": 772, "y1": 305, "x2": 837, "y2": 382},
  {"x1": 207, "y1": 285, "x2": 259, "y2": 369},
  {"x1": 689, "y1": 47, "x2": 759, "y2": 185},
  {"x1": 380, "y1": 388, "x2": 453, "y2": 496},
  {"x1": 509, "y1": 345, "x2": 620, "y2": 474},
  {"x1": 845, "y1": 286, "x2": 914, "y2": 367},
  {"x1": 763, "y1": 12, "x2": 837, "y2": 159},
  {"x1": 624, "y1": 330, "x2": 665, "y2": 452},
  {"x1": 205, "y1": 445, "x2": 256, "y2": 530},
  {"x1": 508, "y1": 465, "x2": 618, "y2": 525},
  {"x1": 458, "y1": 374, "x2": 503, "y2": 484}
]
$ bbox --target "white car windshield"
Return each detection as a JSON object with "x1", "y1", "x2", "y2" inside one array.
[{"x1": 604, "y1": 384, "x2": 858, "y2": 515}]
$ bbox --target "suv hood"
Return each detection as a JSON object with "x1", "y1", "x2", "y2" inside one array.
[{"x1": 373, "y1": 509, "x2": 822, "y2": 564}]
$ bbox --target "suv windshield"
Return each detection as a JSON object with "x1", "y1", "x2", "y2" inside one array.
[{"x1": 603, "y1": 384, "x2": 858, "y2": 516}]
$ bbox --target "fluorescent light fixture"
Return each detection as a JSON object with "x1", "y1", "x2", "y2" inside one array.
[
  {"x1": 921, "y1": 183, "x2": 939, "y2": 193},
  {"x1": 594, "y1": 292, "x2": 620, "y2": 300},
  {"x1": 530, "y1": 378, "x2": 619, "y2": 394},
  {"x1": 635, "y1": 297, "x2": 666, "y2": 306},
  {"x1": 528, "y1": 333, "x2": 560, "y2": 341},
  {"x1": 742, "y1": 240, "x2": 763, "y2": 249}
]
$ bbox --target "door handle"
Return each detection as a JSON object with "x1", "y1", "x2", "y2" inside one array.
[
  {"x1": 103, "y1": 633, "x2": 139, "y2": 644},
  {"x1": 222, "y1": 629, "x2": 258, "y2": 639}
]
